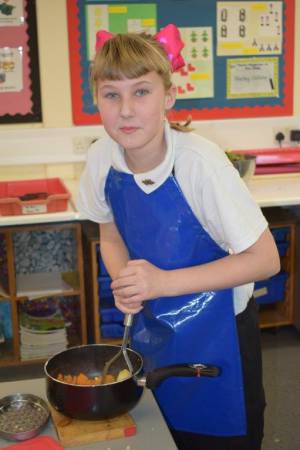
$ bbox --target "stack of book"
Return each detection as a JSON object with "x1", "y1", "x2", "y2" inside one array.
[
  {"x1": 0, "y1": 301, "x2": 12, "y2": 346},
  {"x1": 0, "y1": 323, "x2": 5, "y2": 344},
  {"x1": 19, "y1": 305, "x2": 68, "y2": 361}
]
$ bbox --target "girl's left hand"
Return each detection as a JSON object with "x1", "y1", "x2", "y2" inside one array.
[{"x1": 111, "y1": 259, "x2": 166, "y2": 310}]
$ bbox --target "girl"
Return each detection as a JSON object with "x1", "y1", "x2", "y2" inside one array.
[{"x1": 77, "y1": 24, "x2": 280, "y2": 450}]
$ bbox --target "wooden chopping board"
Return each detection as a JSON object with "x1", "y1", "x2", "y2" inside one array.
[{"x1": 50, "y1": 407, "x2": 136, "y2": 448}]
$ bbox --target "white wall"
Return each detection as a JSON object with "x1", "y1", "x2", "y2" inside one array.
[{"x1": 0, "y1": 0, "x2": 300, "y2": 164}]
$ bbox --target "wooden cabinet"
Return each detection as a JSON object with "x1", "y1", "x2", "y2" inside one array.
[
  {"x1": 82, "y1": 221, "x2": 122, "y2": 345},
  {"x1": 258, "y1": 207, "x2": 297, "y2": 329},
  {"x1": 82, "y1": 207, "x2": 298, "y2": 341},
  {"x1": 293, "y1": 220, "x2": 300, "y2": 332},
  {"x1": 0, "y1": 222, "x2": 87, "y2": 367}
]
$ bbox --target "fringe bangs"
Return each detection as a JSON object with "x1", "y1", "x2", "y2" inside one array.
[{"x1": 91, "y1": 34, "x2": 171, "y2": 85}]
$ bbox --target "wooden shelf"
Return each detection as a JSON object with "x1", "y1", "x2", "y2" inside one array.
[
  {"x1": 81, "y1": 222, "x2": 120, "y2": 344},
  {"x1": 82, "y1": 209, "x2": 299, "y2": 340},
  {"x1": 0, "y1": 222, "x2": 87, "y2": 367},
  {"x1": 16, "y1": 272, "x2": 76, "y2": 298},
  {"x1": 258, "y1": 208, "x2": 297, "y2": 329},
  {"x1": 0, "y1": 285, "x2": 9, "y2": 299},
  {"x1": 259, "y1": 306, "x2": 292, "y2": 328},
  {"x1": 0, "y1": 338, "x2": 14, "y2": 363}
]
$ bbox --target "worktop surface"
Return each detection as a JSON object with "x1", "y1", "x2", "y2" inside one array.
[
  {"x1": 0, "y1": 173, "x2": 299, "y2": 227},
  {"x1": 0, "y1": 377, "x2": 177, "y2": 450},
  {"x1": 246, "y1": 173, "x2": 300, "y2": 207}
]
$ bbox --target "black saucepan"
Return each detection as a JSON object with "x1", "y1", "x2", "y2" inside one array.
[{"x1": 44, "y1": 344, "x2": 220, "y2": 420}]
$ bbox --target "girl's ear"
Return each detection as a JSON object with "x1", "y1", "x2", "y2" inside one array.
[{"x1": 165, "y1": 84, "x2": 177, "y2": 110}]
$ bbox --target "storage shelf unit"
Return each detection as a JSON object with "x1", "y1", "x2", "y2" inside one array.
[
  {"x1": 0, "y1": 222, "x2": 87, "y2": 367},
  {"x1": 82, "y1": 207, "x2": 298, "y2": 342},
  {"x1": 82, "y1": 221, "x2": 122, "y2": 344},
  {"x1": 259, "y1": 208, "x2": 296, "y2": 329}
]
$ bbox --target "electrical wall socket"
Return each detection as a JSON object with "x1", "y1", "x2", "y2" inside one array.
[
  {"x1": 273, "y1": 127, "x2": 287, "y2": 146},
  {"x1": 290, "y1": 129, "x2": 300, "y2": 142},
  {"x1": 273, "y1": 127, "x2": 299, "y2": 146},
  {"x1": 72, "y1": 136, "x2": 99, "y2": 154}
]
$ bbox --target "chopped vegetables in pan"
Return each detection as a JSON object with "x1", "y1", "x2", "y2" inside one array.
[{"x1": 56, "y1": 369, "x2": 131, "y2": 385}]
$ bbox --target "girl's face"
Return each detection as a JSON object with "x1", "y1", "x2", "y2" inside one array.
[{"x1": 96, "y1": 71, "x2": 176, "y2": 164}]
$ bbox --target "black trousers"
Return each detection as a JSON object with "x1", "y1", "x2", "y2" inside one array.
[{"x1": 170, "y1": 297, "x2": 266, "y2": 450}]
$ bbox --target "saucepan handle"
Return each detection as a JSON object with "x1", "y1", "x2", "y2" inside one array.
[{"x1": 145, "y1": 363, "x2": 221, "y2": 390}]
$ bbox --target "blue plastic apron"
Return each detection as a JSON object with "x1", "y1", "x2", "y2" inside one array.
[{"x1": 105, "y1": 167, "x2": 247, "y2": 436}]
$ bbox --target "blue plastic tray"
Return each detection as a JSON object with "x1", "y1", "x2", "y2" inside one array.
[
  {"x1": 98, "y1": 276, "x2": 112, "y2": 298},
  {"x1": 254, "y1": 272, "x2": 288, "y2": 305},
  {"x1": 271, "y1": 227, "x2": 289, "y2": 242},
  {"x1": 101, "y1": 307, "x2": 124, "y2": 323},
  {"x1": 101, "y1": 323, "x2": 124, "y2": 338},
  {"x1": 100, "y1": 297, "x2": 124, "y2": 323},
  {"x1": 276, "y1": 241, "x2": 289, "y2": 257},
  {"x1": 96, "y1": 245, "x2": 109, "y2": 276}
]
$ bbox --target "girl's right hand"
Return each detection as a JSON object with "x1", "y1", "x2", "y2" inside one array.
[{"x1": 114, "y1": 293, "x2": 144, "y2": 315}]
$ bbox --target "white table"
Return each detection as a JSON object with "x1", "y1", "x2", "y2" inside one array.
[
  {"x1": 0, "y1": 377, "x2": 177, "y2": 449},
  {"x1": 1, "y1": 173, "x2": 300, "y2": 227}
]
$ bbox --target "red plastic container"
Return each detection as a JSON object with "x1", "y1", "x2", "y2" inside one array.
[
  {"x1": 2, "y1": 436, "x2": 64, "y2": 449},
  {"x1": 230, "y1": 147, "x2": 300, "y2": 174},
  {"x1": 0, "y1": 178, "x2": 71, "y2": 216}
]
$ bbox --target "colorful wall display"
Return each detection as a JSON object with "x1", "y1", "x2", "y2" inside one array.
[
  {"x1": 67, "y1": 0, "x2": 294, "y2": 125},
  {"x1": 0, "y1": 0, "x2": 42, "y2": 124}
]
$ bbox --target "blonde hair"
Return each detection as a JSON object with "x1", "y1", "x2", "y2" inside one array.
[{"x1": 91, "y1": 32, "x2": 193, "y2": 133}]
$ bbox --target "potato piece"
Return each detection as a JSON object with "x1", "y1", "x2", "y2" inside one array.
[
  {"x1": 55, "y1": 372, "x2": 111, "y2": 385},
  {"x1": 64, "y1": 374, "x2": 74, "y2": 384},
  {"x1": 116, "y1": 369, "x2": 131, "y2": 382},
  {"x1": 102, "y1": 373, "x2": 116, "y2": 384},
  {"x1": 77, "y1": 373, "x2": 90, "y2": 385}
]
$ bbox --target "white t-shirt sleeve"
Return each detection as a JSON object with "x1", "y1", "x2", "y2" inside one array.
[
  {"x1": 200, "y1": 165, "x2": 268, "y2": 253},
  {"x1": 76, "y1": 139, "x2": 113, "y2": 224},
  {"x1": 176, "y1": 138, "x2": 268, "y2": 254}
]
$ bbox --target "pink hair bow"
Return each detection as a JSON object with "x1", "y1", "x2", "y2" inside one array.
[
  {"x1": 154, "y1": 24, "x2": 185, "y2": 71},
  {"x1": 95, "y1": 29, "x2": 114, "y2": 52},
  {"x1": 95, "y1": 24, "x2": 185, "y2": 72}
]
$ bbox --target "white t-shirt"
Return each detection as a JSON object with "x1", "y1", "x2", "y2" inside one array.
[{"x1": 77, "y1": 122, "x2": 268, "y2": 315}]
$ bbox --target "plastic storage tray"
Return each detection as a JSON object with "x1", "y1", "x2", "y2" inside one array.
[
  {"x1": 98, "y1": 276, "x2": 113, "y2": 299},
  {"x1": 0, "y1": 178, "x2": 70, "y2": 216},
  {"x1": 100, "y1": 297, "x2": 124, "y2": 323},
  {"x1": 98, "y1": 257, "x2": 109, "y2": 276},
  {"x1": 100, "y1": 297, "x2": 125, "y2": 337},
  {"x1": 270, "y1": 227, "x2": 290, "y2": 257},
  {"x1": 276, "y1": 242, "x2": 289, "y2": 257},
  {"x1": 254, "y1": 272, "x2": 288, "y2": 305},
  {"x1": 97, "y1": 250, "x2": 125, "y2": 337},
  {"x1": 271, "y1": 227, "x2": 289, "y2": 242},
  {"x1": 101, "y1": 323, "x2": 124, "y2": 338},
  {"x1": 101, "y1": 307, "x2": 124, "y2": 324}
]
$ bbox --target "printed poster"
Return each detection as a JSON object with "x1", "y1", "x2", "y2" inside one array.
[
  {"x1": 0, "y1": 46, "x2": 23, "y2": 92},
  {"x1": 0, "y1": 0, "x2": 24, "y2": 26},
  {"x1": 227, "y1": 57, "x2": 279, "y2": 98},
  {"x1": 173, "y1": 27, "x2": 214, "y2": 99},
  {"x1": 217, "y1": 1, "x2": 283, "y2": 56},
  {"x1": 86, "y1": 3, "x2": 157, "y2": 61}
]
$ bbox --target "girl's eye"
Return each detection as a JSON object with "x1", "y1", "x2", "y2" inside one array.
[
  {"x1": 104, "y1": 92, "x2": 119, "y2": 99},
  {"x1": 135, "y1": 88, "x2": 149, "y2": 97}
]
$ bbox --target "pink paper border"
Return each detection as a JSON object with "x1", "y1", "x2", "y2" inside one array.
[{"x1": 0, "y1": 0, "x2": 34, "y2": 116}]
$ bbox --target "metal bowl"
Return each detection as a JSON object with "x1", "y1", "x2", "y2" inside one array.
[
  {"x1": 0, "y1": 393, "x2": 50, "y2": 441},
  {"x1": 230, "y1": 155, "x2": 256, "y2": 181}
]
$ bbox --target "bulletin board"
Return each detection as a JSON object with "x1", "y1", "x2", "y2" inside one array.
[
  {"x1": 0, "y1": 0, "x2": 42, "y2": 124},
  {"x1": 67, "y1": 0, "x2": 294, "y2": 125}
]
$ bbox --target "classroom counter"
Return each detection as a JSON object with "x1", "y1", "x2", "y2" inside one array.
[
  {"x1": 0, "y1": 173, "x2": 299, "y2": 227},
  {"x1": 246, "y1": 173, "x2": 300, "y2": 208},
  {"x1": 0, "y1": 377, "x2": 177, "y2": 450}
]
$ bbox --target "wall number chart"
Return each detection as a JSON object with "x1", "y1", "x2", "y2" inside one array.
[{"x1": 67, "y1": 0, "x2": 294, "y2": 125}]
